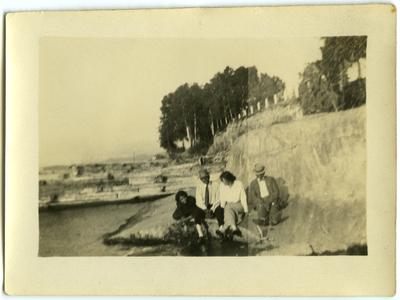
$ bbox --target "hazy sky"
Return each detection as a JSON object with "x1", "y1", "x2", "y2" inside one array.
[{"x1": 39, "y1": 37, "x2": 323, "y2": 166}]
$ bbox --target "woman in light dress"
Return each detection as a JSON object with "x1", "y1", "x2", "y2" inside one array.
[{"x1": 216, "y1": 171, "x2": 248, "y2": 238}]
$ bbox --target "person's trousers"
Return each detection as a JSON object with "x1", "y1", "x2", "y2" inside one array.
[
  {"x1": 173, "y1": 207, "x2": 205, "y2": 225},
  {"x1": 224, "y1": 202, "x2": 244, "y2": 229},
  {"x1": 257, "y1": 202, "x2": 269, "y2": 220},
  {"x1": 191, "y1": 207, "x2": 206, "y2": 225},
  {"x1": 212, "y1": 206, "x2": 224, "y2": 227},
  {"x1": 257, "y1": 201, "x2": 281, "y2": 225}
]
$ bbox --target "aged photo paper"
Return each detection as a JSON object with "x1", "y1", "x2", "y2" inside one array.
[{"x1": 5, "y1": 4, "x2": 396, "y2": 296}]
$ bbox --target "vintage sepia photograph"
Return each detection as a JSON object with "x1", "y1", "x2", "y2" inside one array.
[
  {"x1": 38, "y1": 36, "x2": 367, "y2": 257},
  {"x1": 6, "y1": 4, "x2": 396, "y2": 295}
]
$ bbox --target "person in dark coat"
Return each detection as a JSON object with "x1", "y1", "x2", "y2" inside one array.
[
  {"x1": 172, "y1": 190, "x2": 206, "y2": 242},
  {"x1": 248, "y1": 163, "x2": 281, "y2": 226}
]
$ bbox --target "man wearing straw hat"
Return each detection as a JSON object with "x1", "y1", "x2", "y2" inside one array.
[{"x1": 248, "y1": 163, "x2": 281, "y2": 226}]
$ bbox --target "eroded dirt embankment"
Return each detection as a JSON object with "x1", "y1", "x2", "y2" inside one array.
[
  {"x1": 227, "y1": 106, "x2": 367, "y2": 254},
  {"x1": 104, "y1": 107, "x2": 366, "y2": 255}
]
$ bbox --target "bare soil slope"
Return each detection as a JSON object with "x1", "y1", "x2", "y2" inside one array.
[
  {"x1": 227, "y1": 106, "x2": 366, "y2": 253},
  {"x1": 106, "y1": 106, "x2": 366, "y2": 255}
]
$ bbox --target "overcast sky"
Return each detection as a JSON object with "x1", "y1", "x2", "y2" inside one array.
[{"x1": 39, "y1": 37, "x2": 323, "y2": 166}]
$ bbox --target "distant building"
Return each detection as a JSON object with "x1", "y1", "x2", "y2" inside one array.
[
  {"x1": 347, "y1": 58, "x2": 366, "y2": 82},
  {"x1": 152, "y1": 153, "x2": 168, "y2": 160},
  {"x1": 70, "y1": 165, "x2": 84, "y2": 177}
]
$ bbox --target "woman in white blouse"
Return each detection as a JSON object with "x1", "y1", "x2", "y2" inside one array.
[{"x1": 217, "y1": 171, "x2": 248, "y2": 238}]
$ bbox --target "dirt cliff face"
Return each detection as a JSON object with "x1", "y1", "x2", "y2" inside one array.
[
  {"x1": 226, "y1": 106, "x2": 367, "y2": 254},
  {"x1": 105, "y1": 107, "x2": 366, "y2": 255}
]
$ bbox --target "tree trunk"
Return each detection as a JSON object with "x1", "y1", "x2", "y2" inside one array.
[
  {"x1": 224, "y1": 110, "x2": 228, "y2": 125},
  {"x1": 193, "y1": 113, "x2": 197, "y2": 145},
  {"x1": 340, "y1": 61, "x2": 345, "y2": 106},
  {"x1": 357, "y1": 59, "x2": 362, "y2": 79},
  {"x1": 209, "y1": 111, "x2": 215, "y2": 136},
  {"x1": 185, "y1": 122, "x2": 192, "y2": 148},
  {"x1": 229, "y1": 107, "x2": 234, "y2": 121}
]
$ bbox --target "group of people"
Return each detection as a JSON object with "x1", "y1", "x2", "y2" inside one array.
[{"x1": 172, "y1": 163, "x2": 281, "y2": 243}]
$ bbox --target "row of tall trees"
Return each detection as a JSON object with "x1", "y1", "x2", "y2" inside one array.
[
  {"x1": 159, "y1": 66, "x2": 285, "y2": 154},
  {"x1": 299, "y1": 36, "x2": 367, "y2": 114}
]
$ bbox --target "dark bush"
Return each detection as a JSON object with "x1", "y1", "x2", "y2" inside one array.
[
  {"x1": 154, "y1": 175, "x2": 168, "y2": 184},
  {"x1": 188, "y1": 140, "x2": 210, "y2": 155},
  {"x1": 341, "y1": 78, "x2": 366, "y2": 110},
  {"x1": 300, "y1": 89, "x2": 339, "y2": 115},
  {"x1": 50, "y1": 193, "x2": 59, "y2": 203}
]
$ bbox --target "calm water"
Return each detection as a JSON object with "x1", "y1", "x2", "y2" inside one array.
[{"x1": 39, "y1": 202, "x2": 151, "y2": 256}]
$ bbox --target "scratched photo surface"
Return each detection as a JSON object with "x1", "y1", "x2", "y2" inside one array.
[{"x1": 38, "y1": 36, "x2": 367, "y2": 257}]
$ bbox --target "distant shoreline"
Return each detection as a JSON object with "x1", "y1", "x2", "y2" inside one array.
[{"x1": 39, "y1": 192, "x2": 173, "y2": 212}]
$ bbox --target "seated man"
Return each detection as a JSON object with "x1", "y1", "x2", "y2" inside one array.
[
  {"x1": 248, "y1": 163, "x2": 281, "y2": 226},
  {"x1": 195, "y1": 169, "x2": 224, "y2": 235},
  {"x1": 172, "y1": 190, "x2": 207, "y2": 243}
]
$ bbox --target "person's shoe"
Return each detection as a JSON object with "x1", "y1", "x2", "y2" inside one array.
[
  {"x1": 216, "y1": 229, "x2": 224, "y2": 239},
  {"x1": 253, "y1": 218, "x2": 269, "y2": 227},
  {"x1": 197, "y1": 236, "x2": 206, "y2": 244},
  {"x1": 270, "y1": 220, "x2": 279, "y2": 226},
  {"x1": 224, "y1": 228, "x2": 233, "y2": 241},
  {"x1": 232, "y1": 228, "x2": 242, "y2": 237}
]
